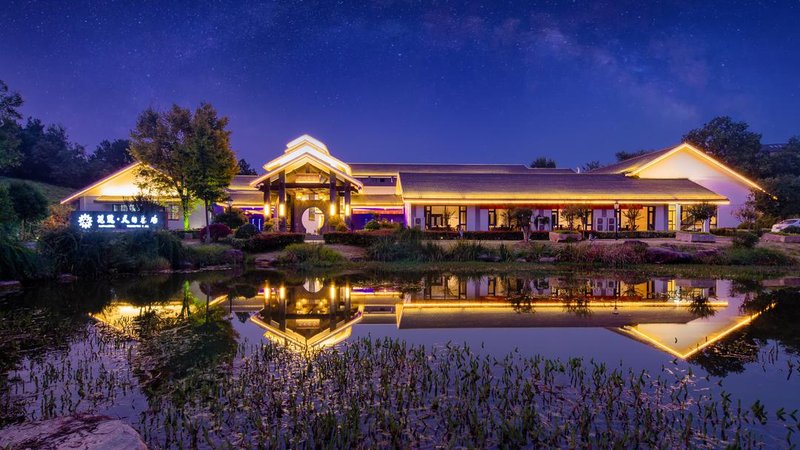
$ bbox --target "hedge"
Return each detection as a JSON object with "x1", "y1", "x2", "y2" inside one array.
[
  {"x1": 592, "y1": 231, "x2": 676, "y2": 239},
  {"x1": 323, "y1": 229, "x2": 552, "y2": 245},
  {"x1": 225, "y1": 232, "x2": 305, "y2": 252}
]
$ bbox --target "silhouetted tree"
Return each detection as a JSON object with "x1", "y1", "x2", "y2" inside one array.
[
  {"x1": 530, "y1": 157, "x2": 556, "y2": 168},
  {"x1": 237, "y1": 158, "x2": 257, "y2": 175}
]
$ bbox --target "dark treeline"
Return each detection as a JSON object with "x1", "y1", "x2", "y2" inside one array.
[{"x1": 0, "y1": 80, "x2": 132, "y2": 188}]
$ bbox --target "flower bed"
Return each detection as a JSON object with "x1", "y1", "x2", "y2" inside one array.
[
  {"x1": 592, "y1": 230, "x2": 676, "y2": 239},
  {"x1": 225, "y1": 232, "x2": 305, "y2": 252}
]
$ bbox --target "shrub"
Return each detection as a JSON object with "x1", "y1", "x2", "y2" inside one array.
[
  {"x1": 275, "y1": 243, "x2": 344, "y2": 267},
  {"x1": 38, "y1": 229, "x2": 188, "y2": 277},
  {"x1": 213, "y1": 209, "x2": 247, "y2": 229},
  {"x1": 323, "y1": 231, "x2": 386, "y2": 247},
  {"x1": 591, "y1": 231, "x2": 675, "y2": 239},
  {"x1": 732, "y1": 231, "x2": 759, "y2": 248},
  {"x1": 364, "y1": 220, "x2": 381, "y2": 231},
  {"x1": 0, "y1": 232, "x2": 44, "y2": 280},
  {"x1": 366, "y1": 228, "x2": 425, "y2": 261},
  {"x1": 184, "y1": 244, "x2": 231, "y2": 267},
  {"x1": 554, "y1": 242, "x2": 648, "y2": 267},
  {"x1": 198, "y1": 223, "x2": 232, "y2": 242},
  {"x1": 447, "y1": 241, "x2": 490, "y2": 261},
  {"x1": 783, "y1": 226, "x2": 800, "y2": 235},
  {"x1": 226, "y1": 232, "x2": 305, "y2": 253},
  {"x1": 706, "y1": 247, "x2": 795, "y2": 266},
  {"x1": 328, "y1": 215, "x2": 349, "y2": 232},
  {"x1": 234, "y1": 223, "x2": 258, "y2": 239},
  {"x1": 515, "y1": 242, "x2": 552, "y2": 261},
  {"x1": 710, "y1": 228, "x2": 739, "y2": 237}
]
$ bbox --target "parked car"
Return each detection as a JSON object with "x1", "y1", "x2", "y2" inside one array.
[{"x1": 771, "y1": 218, "x2": 800, "y2": 233}]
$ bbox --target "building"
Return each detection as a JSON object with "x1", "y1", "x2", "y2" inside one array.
[{"x1": 62, "y1": 135, "x2": 763, "y2": 232}]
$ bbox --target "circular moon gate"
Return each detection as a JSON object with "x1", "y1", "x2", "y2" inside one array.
[{"x1": 301, "y1": 206, "x2": 325, "y2": 234}]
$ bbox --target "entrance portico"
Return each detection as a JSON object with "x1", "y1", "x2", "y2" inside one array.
[{"x1": 249, "y1": 135, "x2": 363, "y2": 234}]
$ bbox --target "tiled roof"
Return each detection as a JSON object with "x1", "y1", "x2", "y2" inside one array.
[
  {"x1": 589, "y1": 147, "x2": 674, "y2": 174},
  {"x1": 350, "y1": 163, "x2": 574, "y2": 176},
  {"x1": 397, "y1": 172, "x2": 727, "y2": 202}
]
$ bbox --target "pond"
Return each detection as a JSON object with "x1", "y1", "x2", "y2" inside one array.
[{"x1": 1, "y1": 269, "x2": 799, "y2": 447}]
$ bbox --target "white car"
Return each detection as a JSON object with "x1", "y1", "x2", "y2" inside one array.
[{"x1": 771, "y1": 218, "x2": 800, "y2": 233}]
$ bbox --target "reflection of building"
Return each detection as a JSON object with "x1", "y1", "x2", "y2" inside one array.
[
  {"x1": 210, "y1": 275, "x2": 768, "y2": 358},
  {"x1": 62, "y1": 135, "x2": 762, "y2": 230}
]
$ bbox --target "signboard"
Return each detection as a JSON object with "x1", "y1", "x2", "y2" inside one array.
[{"x1": 70, "y1": 211, "x2": 166, "y2": 231}]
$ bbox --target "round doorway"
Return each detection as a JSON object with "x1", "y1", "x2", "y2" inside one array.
[{"x1": 301, "y1": 207, "x2": 325, "y2": 234}]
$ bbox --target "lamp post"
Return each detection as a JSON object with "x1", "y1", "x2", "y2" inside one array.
[{"x1": 614, "y1": 201, "x2": 620, "y2": 240}]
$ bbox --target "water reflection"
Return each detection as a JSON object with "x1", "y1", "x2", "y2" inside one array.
[{"x1": 109, "y1": 272, "x2": 791, "y2": 363}]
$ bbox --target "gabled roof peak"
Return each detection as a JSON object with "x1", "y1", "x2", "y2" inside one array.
[{"x1": 285, "y1": 134, "x2": 329, "y2": 155}]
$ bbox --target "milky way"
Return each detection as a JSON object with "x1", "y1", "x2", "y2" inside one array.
[{"x1": 1, "y1": 0, "x2": 798, "y2": 168}]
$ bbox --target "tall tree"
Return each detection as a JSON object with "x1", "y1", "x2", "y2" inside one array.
[
  {"x1": 530, "y1": 157, "x2": 556, "y2": 168},
  {"x1": 7, "y1": 119, "x2": 88, "y2": 187},
  {"x1": 0, "y1": 80, "x2": 23, "y2": 170},
  {"x1": 89, "y1": 139, "x2": 133, "y2": 178},
  {"x1": 7, "y1": 181, "x2": 49, "y2": 239},
  {"x1": 237, "y1": 158, "x2": 257, "y2": 175},
  {"x1": 581, "y1": 160, "x2": 601, "y2": 172},
  {"x1": 130, "y1": 105, "x2": 196, "y2": 230},
  {"x1": 186, "y1": 103, "x2": 238, "y2": 241},
  {"x1": 614, "y1": 150, "x2": 649, "y2": 162},
  {"x1": 683, "y1": 116, "x2": 762, "y2": 177}
]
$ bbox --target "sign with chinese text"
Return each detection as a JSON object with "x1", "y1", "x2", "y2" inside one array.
[{"x1": 70, "y1": 211, "x2": 166, "y2": 231}]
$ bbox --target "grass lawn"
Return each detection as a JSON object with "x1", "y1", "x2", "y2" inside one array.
[{"x1": 0, "y1": 176, "x2": 74, "y2": 204}]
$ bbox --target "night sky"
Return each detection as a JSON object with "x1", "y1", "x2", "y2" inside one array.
[{"x1": 1, "y1": 1, "x2": 798, "y2": 169}]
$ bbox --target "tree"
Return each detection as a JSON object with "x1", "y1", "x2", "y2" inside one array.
[
  {"x1": 762, "y1": 137, "x2": 800, "y2": 178},
  {"x1": 0, "y1": 80, "x2": 23, "y2": 170},
  {"x1": 7, "y1": 181, "x2": 49, "y2": 239},
  {"x1": 754, "y1": 176, "x2": 800, "y2": 219},
  {"x1": 614, "y1": 150, "x2": 648, "y2": 162},
  {"x1": 733, "y1": 195, "x2": 760, "y2": 231},
  {"x1": 7, "y1": 119, "x2": 89, "y2": 187},
  {"x1": 683, "y1": 116, "x2": 762, "y2": 178},
  {"x1": 237, "y1": 158, "x2": 257, "y2": 175},
  {"x1": 508, "y1": 208, "x2": 533, "y2": 241},
  {"x1": 623, "y1": 208, "x2": 642, "y2": 231},
  {"x1": 186, "y1": 103, "x2": 238, "y2": 242},
  {"x1": 530, "y1": 157, "x2": 556, "y2": 168},
  {"x1": 130, "y1": 105, "x2": 196, "y2": 230},
  {"x1": 89, "y1": 139, "x2": 133, "y2": 178},
  {"x1": 560, "y1": 204, "x2": 592, "y2": 232},
  {"x1": 581, "y1": 160, "x2": 601, "y2": 172},
  {"x1": 686, "y1": 202, "x2": 717, "y2": 232}
]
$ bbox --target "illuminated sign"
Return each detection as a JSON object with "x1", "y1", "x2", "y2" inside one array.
[{"x1": 70, "y1": 211, "x2": 166, "y2": 231}]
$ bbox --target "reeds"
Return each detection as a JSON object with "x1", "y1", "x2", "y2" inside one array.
[{"x1": 3, "y1": 331, "x2": 798, "y2": 448}]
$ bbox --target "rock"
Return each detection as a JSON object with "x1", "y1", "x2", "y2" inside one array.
[
  {"x1": 515, "y1": 257, "x2": 529, "y2": 263},
  {"x1": 0, "y1": 280, "x2": 22, "y2": 294},
  {"x1": 254, "y1": 255, "x2": 277, "y2": 268},
  {"x1": 224, "y1": 249, "x2": 245, "y2": 264},
  {"x1": 538, "y1": 256, "x2": 557, "y2": 263},
  {"x1": 179, "y1": 261, "x2": 194, "y2": 270},
  {"x1": 0, "y1": 414, "x2": 147, "y2": 450},
  {"x1": 645, "y1": 247, "x2": 693, "y2": 264},
  {"x1": 476, "y1": 253, "x2": 501, "y2": 262},
  {"x1": 57, "y1": 273, "x2": 78, "y2": 283}
]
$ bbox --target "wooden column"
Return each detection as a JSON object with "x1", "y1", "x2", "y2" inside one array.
[
  {"x1": 329, "y1": 171, "x2": 338, "y2": 217},
  {"x1": 262, "y1": 182, "x2": 271, "y2": 231},
  {"x1": 344, "y1": 186, "x2": 352, "y2": 228},
  {"x1": 278, "y1": 172, "x2": 286, "y2": 232}
]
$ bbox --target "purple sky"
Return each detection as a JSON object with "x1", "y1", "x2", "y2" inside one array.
[{"x1": 1, "y1": 0, "x2": 798, "y2": 170}]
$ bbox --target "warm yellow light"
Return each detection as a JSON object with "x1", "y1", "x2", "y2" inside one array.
[
  {"x1": 329, "y1": 284, "x2": 336, "y2": 300},
  {"x1": 279, "y1": 286, "x2": 286, "y2": 300},
  {"x1": 344, "y1": 204, "x2": 351, "y2": 216},
  {"x1": 329, "y1": 203, "x2": 336, "y2": 216},
  {"x1": 278, "y1": 203, "x2": 286, "y2": 217},
  {"x1": 263, "y1": 203, "x2": 269, "y2": 216},
  {"x1": 263, "y1": 283, "x2": 270, "y2": 301}
]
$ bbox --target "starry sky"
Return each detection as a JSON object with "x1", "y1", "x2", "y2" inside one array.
[{"x1": 1, "y1": 0, "x2": 798, "y2": 169}]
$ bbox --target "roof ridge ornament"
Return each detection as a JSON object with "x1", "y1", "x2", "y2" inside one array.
[{"x1": 285, "y1": 134, "x2": 330, "y2": 155}]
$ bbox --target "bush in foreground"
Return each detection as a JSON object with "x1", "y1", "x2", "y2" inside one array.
[
  {"x1": 275, "y1": 243, "x2": 344, "y2": 267},
  {"x1": 38, "y1": 229, "x2": 187, "y2": 277},
  {"x1": 226, "y1": 232, "x2": 305, "y2": 253}
]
